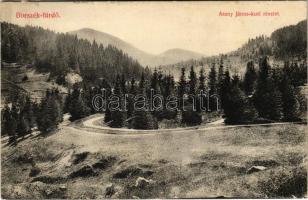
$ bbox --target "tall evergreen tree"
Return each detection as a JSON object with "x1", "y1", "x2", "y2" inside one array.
[
  {"x1": 17, "y1": 113, "x2": 31, "y2": 138},
  {"x1": 197, "y1": 67, "x2": 206, "y2": 112},
  {"x1": 208, "y1": 63, "x2": 217, "y2": 111},
  {"x1": 254, "y1": 57, "x2": 271, "y2": 118},
  {"x1": 68, "y1": 88, "x2": 90, "y2": 121},
  {"x1": 139, "y1": 72, "x2": 145, "y2": 94},
  {"x1": 17, "y1": 96, "x2": 33, "y2": 138},
  {"x1": 132, "y1": 80, "x2": 158, "y2": 130},
  {"x1": 1, "y1": 104, "x2": 11, "y2": 137},
  {"x1": 9, "y1": 104, "x2": 18, "y2": 143},
  {"x1": 64, "y1": 91, "x2": 71, "y2": 114},
  {"x1": 110, "y1": 75, "x2": 126, "y2": 128},
  {"x1": 267, "y1": 79, "x2": 283, "y2": 121},
  {"x1": 178, "y1": 67, "x2": 186, "y2": 109},
  {"x1": 198, "y1": 67, "x2": 206, "y2": 92},
  {"x1": 254, "y1": 57, "x2": 282, "y2": 120},
  {"x1": 188, "y1": 66, "x2": 197, "y2": 95},
  {"x1": 280, "y1": 76, "x2": 299, "y2": 121},
  {"x1": 120, "y1": 73, "x2": 127, "y2": 94},
  {"x1": 104, "y1": 108, "x2": 112, "y2": 124},
  {"x1": 217, "y1": 63, "x2": 224, "y2": 94},
  {"x1": 132, "y1": 109, "x2": 158, "y2": 130},
  {"x1": 181, "y1": 66, "x2": 202, "y2": 125},
  {"x1": 130, "y1": 77, "x2": 136, "y2": 95},
  {"x1": 224, "y1": 77, "x2": 258, "y2": 124},
  {"x1": 220, "y1": 69, "x2": 231, "y2": 110},
  {"x1": 2, "y1": 104, "x2": 17, "y2": 142},
  {"x1": 23, "y1": 96, "x2": 35, "y2": 128},
  {"x1": 37, "y1": 90, "x2": 63, "y2": 133},
  {"x1": 150, "y1": 69, "x2": 159, "y2": 94},
  {"x1": 127, "y1": 77, "x2": 136, "y2": 118},
  {"x1": 243, "y1": 61, "x2": 257, "y2": 95}
]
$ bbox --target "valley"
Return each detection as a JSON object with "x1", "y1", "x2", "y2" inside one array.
[
  {"x1": 69, "y1": 28, "x2": 205, "y2": 67},
  {"x1": 1, "y1": 7, "x2": 307, "y2": 199}
]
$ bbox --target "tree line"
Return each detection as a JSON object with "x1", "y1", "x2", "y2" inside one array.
[
  {"x1": 2, "y1": 56, "x2": 306, "y2": 140},
  {"x1": 58, "y1": 55, "x2": 308, "y2": 128},
  {"x1": 1, "y1": 22, "x2": 149, "y2": 83},
  {"x1": 1, "y1": 89, "x2": 63, "y2": 144}
]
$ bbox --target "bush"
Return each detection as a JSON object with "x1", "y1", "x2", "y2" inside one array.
[
  {"x1": 181, "y1": 108, "x2": 202, "y2": 126},
  {"x1": 258, "y1": 166, "x2": 307, "y2": 198},
  {"x1": 132, "y1": 110, "x2": 158, "y2": 130}
]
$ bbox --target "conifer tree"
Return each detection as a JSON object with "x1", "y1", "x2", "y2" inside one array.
[
  {"x1": 139, "y1": 72, "x2": 145, "y2": 94},
  {"x1": 1, "y1": 104, "x2": 11, "y2": 136},
  {"x1": 64, "y1": 91, "x2": 71, "y2": 114},
  {"x1": 197, "y1": 67, "x2": 207, "y2": 112},
  {"x1": 110, "y1": 75, "x2": 126, "y2": 128},
  {"x1": 9, "y1": 105, "x2": 18, "y2": 143},
  {"x1": 224, "y1": 77, "x2": 258, "y2": 124},
  {"x1": 254, "y1": 57, "x2": 282, "y2": 120},
  {"x1": 208, "y1": 63, "x2": 217, "y2": 111},
  {"x1": 188, "y1": 66, "x2": 197, "y2": 95},
  {"x1": 2, "y1": 104, "x2": 17, "y2": 142},
  {"x1": 68, "y1": 88, "x2": 90, "y2": 121},
  {"x1": 254, "y1": 57, "x2": 272, "y2": 118},
  {"x1": 131, "y1": 77, "x2": 158, "y2": 130},
  {"x1": 178, "y1": 67, "x2": 186, "y2": 108},
  {"x1": 104, "y1": 108, "x2": 112, "y2": 123},
  {"x1": 220, "y1": 69, "x2": 231, "y2": 110},
  {"x1": 130, "y1": 77, "x2": 136, "y2": 95},
  {"x1": 280, "y1": 76, "x2": 299, "y2": 121},
  {"x1": 132, "y1": 110, "x2": 158, "y2": 130},
  {"x1": 150, "y1": 69, "x2": 159, "y2": 94},
  {"x1": 23, "y1": 96, "x2": 35, "y2": 128},
  {"x1": 182, "y1": 66, "x2": 202, "y2": 125},
  {"x1": 217, "y1": 63, "x2": 224, "y2": 95},
  {"x1": 53, "y1": 89, "x2": 64, "y2": 123},
  {"x1": 17, "y1": 113, "x2": 31, "y2": 138},
  {"x1": 243, "y1": 61, "x2": 257, "y2": 95},
  {"x1": 120, "y1": 73, "x2": 126, "y2": 94},
  {"x1": 267, "y1": 79, "x2": 283, "y2": 121},
  {"x1": 198, "y1": 67, "x2": 206, "y2": 92},
  {"x1": 127, "y1": 77, "x2": 136, "y2": 118},
  {"x1": 37, "y1": 90, "x2": 62, "y2": 133}
]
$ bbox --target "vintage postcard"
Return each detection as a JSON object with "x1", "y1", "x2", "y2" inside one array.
[{"x1": 0, "y1": 1, "x2": 307, "y2": 199}]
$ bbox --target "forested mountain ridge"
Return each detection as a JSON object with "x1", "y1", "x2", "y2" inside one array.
[
  {"x1": 229, "y1": 19, "x2": 307, "y2": 61},
  {"x1": 1, "y1": 22, "x2": 149, "y2": 84},
  {"x1": 69, "y1": 28, "x2": 205, "y2": 67},
  {"x1": 164, "y1": 19, "x2": 307, "y2": 76},
  {"x1": 69, "y1": 28, "x2": 155, "y2": 67}
]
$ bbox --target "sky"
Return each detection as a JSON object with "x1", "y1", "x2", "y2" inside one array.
[{"x1": 0, "y1": 1, "x2": 306, "y2": 56}]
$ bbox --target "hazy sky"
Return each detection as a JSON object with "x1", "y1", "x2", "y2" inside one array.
[{"x1": 1, "y1": 2, "x2": 306, "y2": 56}]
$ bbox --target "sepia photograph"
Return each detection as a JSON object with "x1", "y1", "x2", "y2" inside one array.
[{"x1": 0, "y1": 1, "x2": 307, "y2": 199}]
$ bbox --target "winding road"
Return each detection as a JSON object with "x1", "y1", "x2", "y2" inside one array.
[{"x1": 72, "y1": 114, "x2": 304, "y2": 135}]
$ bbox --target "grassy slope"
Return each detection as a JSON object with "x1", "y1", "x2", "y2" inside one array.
[
  {"x1": 1, "y1": 121, "x2": 307, "y2": 198},
  {"x1": 1, "y1": 65, "x2": 67, "y2": 104}
]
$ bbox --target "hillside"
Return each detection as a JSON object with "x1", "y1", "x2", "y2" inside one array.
[
  {"x1": 1, "y1": 22, "x2": 147, "y2": 84},
  {"x1": 157, "y1": 48, "x2": 205, "y2": 66},
  {"x1": 69, "y1": 28, "x2": 204, "y2": 67},
  {"x1": 1, "y1": 63, "x2": 67, "y2": 105},
  {"x1": 69, "y1": 28, "x2": 155, "y2": 67},
  {"x1": 1, "y1": 114, "x2": 306, "y2": 198},
  {"x1": 164, "y1": 19, "x2": 307, "y2": 77}
]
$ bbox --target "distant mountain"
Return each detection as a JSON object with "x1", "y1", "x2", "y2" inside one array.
[
  {"x1": 69, "y1": 28, "x2": 154, "y2": 67},
  {"x1": 68, "y1": 28, "x2": 204, "y2": 67},
  {"x1": 157, "y1": 48, "x2": 204, "y2": 66}
]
